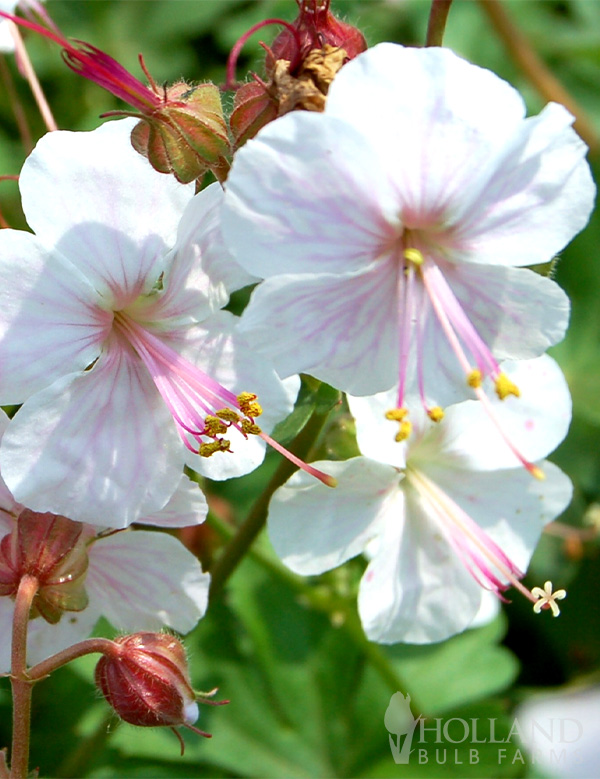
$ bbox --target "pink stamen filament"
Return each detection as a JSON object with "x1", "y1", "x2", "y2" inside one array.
[
  {"x1": 0, "y1": 12, "x2": 162, "y2": 113},
  {"x1": 407, "y1": 466, "x2": 538, "y2": 605},
  {"x1": 396, "y1": 263, "x2": 416, "y2": 410},
  {"x1": 113, "y1": 313, "x2": 336, "y2": 487},
  {"x1": 422, "y1": 261, "x2": 500, "y2": 379},
  {"x1": 413, "y1": 255, "x2": 539, "y2": 477}
]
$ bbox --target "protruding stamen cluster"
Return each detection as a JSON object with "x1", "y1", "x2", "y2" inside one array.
[
  {"x1": 387, "y1": 242, "x2": 543, "y2": 478},
  {"x1": 406, "y1": 466, "x2": 564, "y2": 614},
  {"x1": 113, "y1": 311, "x2": 336, "y2": 486}
]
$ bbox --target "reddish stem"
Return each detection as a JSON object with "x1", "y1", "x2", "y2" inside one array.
[{"x1": 9, "y1": 574, "x2": 39, "y2": 779}]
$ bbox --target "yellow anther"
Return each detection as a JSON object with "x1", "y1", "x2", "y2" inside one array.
[
  {"x1": 199, "y1": 439, "x2": 231, "y2": 458},
  {"x1": 203, "y1": 416, "x2": 228, "y2": 436},
  {"x1": 241, "y1": 420, "x2": 262, "y2": 436},
  {"x1": 385, "y1": 407, "x2": 408, "y2": 422},
  {"x1": 495, "y1": 373, "x2": 520, "y2": 400},
  {"x1": 237, "y1": 392, "x2": 263, "y2": 418},
  {"x1": 403, "y1": 248, "x2": 424, "y2": 266},
  {"x1": 532, "y1": 581, "x2": 566, "y2": 617},
  {"x1": 395, "y1": 420, "x2": 412, "y2": 442},
  {"x1": 467, "y1": 369, "x2": 482, "y2": 389},
  {"x1": 215, "y1": 408, "x2": 240, "y2": 423},
  {"x1": 530, "y1": 464, "x2": 545, "y2": 481},
  {"x1": 428, "y1": 406, "x2": 444, "y2": 423}
]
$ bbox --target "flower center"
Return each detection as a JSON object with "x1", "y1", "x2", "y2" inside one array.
[
  {"x1": 386, "y1": 240, "x2": 542, "y2": 479},
  {"x1": 112, "y1": 311, "x2": 336, "y2": 486}
]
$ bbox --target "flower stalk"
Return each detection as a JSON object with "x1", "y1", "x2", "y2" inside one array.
[
  {"x1": 9, "y1": 574, "x2": 38, "y2": 779},
  {"x1": 425, "y1": 0, "x2": 454, "y2": 47}
]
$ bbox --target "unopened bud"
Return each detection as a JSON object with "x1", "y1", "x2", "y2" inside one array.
[
  {"x1": 130, "y1": 82, "x2": 230, "y2": 184},
  {"x1": 95, "y1": 633, "x2": 199, "y2": 729}
]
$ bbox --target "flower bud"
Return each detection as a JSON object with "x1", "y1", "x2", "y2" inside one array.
[
  {"x1": 270, "y1": 0, "x2": 367, "y2": 71},
  {"x1": 95, "y1": 633, "x2": 200, "y2": 730},
  {"x1": 0, "y1": 510, "x2": 89, "y2": 624},
  {"x1": 130, "y1": 82, "x2": 231, "y2": 184}
]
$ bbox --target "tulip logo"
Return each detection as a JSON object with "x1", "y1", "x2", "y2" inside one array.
[{"x1": 385, "y1": 692, "x2": 422, "y2": 764}]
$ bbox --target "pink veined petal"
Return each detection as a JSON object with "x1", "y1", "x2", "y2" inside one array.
[
  {"x1": 137, "y1": 474, "x2": 208, "y2": 529},
  {"x1": 0, "y1": 340, "x2": 184, "y2": 528},
  {"x1": 415, "y1": 355, "x2": 572, "y2": 471},
  {"x1": 419, "y1": 461, "x2": 573, "y2": 575},
  {"x1": 452, "y1": 103, "x2": 595, "y2": 267},
  {"x1": 0, "y1": 231, "x2": 110, "y2": 404},
  {"x1": 430, "y1": 259, "x2": 571, "y2": 362},
  {"x1": 157, "y1": 182, "x2": 257, "y2": 323},
  {"x1": 239, "y1": 263, "x2": 399, "y2": 395},
  {"x1": 268, "y1": 457, "x2": 399, "y2": 575},
  {"x1": 86, "y1": 530, "x2": 210, "y2": 634},
  {"x1": 0, "y1": 411, "x2": 18, "y2": 518},
  {"x1": 19, "y1": 119, "x2": 194, "y2": 305},
  {"x1": 358, "y1": 485, "x2": 481, "y2": 644},
  {"x1": 327, "y1": 44, "x2": 526, "y2": 151},
  {"x1": 223, "y1": 111, "x2": 400, "y2": 279}
]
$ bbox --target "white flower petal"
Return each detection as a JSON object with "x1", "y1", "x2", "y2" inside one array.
[
  {"x1": 358, "y1": 486, "x2": 481, "y2": 644},
  {"x1": 421, "y1": 461, "x2": 572, "y2": 574},
  {"x1": 268, "y1": 457, "x2": 400, "y2": 575},
  {"x1": 0, "y1": 344, "x2": 184, "y2": 528},
  {"x1": 0, "y1": 596, "x2": 101, "y2": 674},
  {"x1": 239, "y1": 263, "x2": 399, "y2": 394},
  {"x1": 223, "y1": 112, "x2": 400, "y2": 278},
  {"x1": 348, "y1": 389, "x2": 409, "y2": 470},
  {"x1": 86, "y1": 530, "x2": 209, "y2": 634},
  {"x1": 0, "y1": 231, "x2": 108, "y2": 403},
  {"x1": 454, "y1": 103, "x2": 596, "y2": 267},
  {"x1": 19, "y1": 119, "x2": 193, "y2": 304},
  {"x1": 161, "y1": 183, "x2": 256, "y2": 321},
  {"x1": 413, "y1": 355, "x2": 572, "y2": 471},
  {"x1": 328, "y1": 44, "x2": 526, "y2": 149},
  {"x1": 26, "y1": 607, "x2": 101, "y2": 668},
  {"x1": 137, "y1": 474, "x2": 208, "y2": 528}
]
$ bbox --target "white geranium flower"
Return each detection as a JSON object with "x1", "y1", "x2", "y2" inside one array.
[
  {"x1": 0, "y1": 119, "x2": 298, "y2": 527},
  {"x1": 0, "y1": 409, "x2": 210, "y2": 673},
  {"x1": 223, "y1": 43, "x2": 594, "y2": 432},
  {"x1": 268, "y1": 356, "x2": 573, "y2": 644}
]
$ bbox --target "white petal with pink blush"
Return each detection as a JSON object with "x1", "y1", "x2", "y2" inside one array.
[
  {"x1": 0, "y1": 120, "x2": 298, "y2": 525},
  {"x1": 224, "y1": 42, "x2": 593, "y2": 436},
  {"x1": 268, "y1": 370, "x2": 573, "y2": 643}
]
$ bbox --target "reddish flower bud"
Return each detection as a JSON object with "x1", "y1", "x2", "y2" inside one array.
[
  {"x1": 95, "y1": 633, "x2": 227, "y2": 750},
  {"x1": 0, "y1": 510, "x2": 90, "y2": 624},
  {"x1": 270, "y1": 0, "x2": 367, "y2": 73}
]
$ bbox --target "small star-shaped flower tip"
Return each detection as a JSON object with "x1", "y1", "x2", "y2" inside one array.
[{"x1": 532, "y1": 581, "x2": 567, "y2": 617}]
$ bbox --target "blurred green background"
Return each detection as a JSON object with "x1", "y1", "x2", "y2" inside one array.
[{"x1": 0, "y1": 1, "x2": 599, "y2": 776}]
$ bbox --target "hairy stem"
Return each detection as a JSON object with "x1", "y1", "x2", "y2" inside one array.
[
  {"x1": 426, "y1": 0, "x2": 454, "y2": 47},
  {"x1": 9, "y1": 575, "x2": 38, "y2": 779},
  {"x1": 27, "y1": 637, "x2": 120, "y2": 682}
]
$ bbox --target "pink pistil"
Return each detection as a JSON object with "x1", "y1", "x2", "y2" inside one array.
[
  {"x1": 396, "y1": 248, "x2": 540, "y2": 477},
  {"x1": 407, "y1": 466, "x2": 539, "y2": 605},
  {"x1": 113, "y1": 313, "x2": 336, "y2": 487}
]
